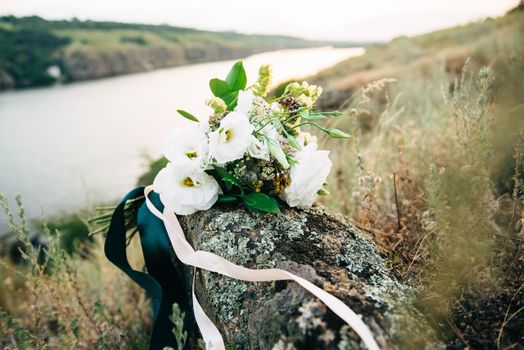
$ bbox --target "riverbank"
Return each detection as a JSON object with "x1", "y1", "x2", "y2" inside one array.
[
  {"x1": 0, "y1": 16, "x2": 369, "y2": 90},
  {"x1": 0, "y1": 46, "x2": 363, "y2": 235}
]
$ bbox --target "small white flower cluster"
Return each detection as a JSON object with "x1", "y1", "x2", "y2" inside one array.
[{"x1": 153, "y1": 62, "x2": 345, "y2": 215}]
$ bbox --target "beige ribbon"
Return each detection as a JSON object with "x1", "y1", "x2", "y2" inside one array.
[{"x1": 144, "y1": 186, "x2": 380, "y2": 350}]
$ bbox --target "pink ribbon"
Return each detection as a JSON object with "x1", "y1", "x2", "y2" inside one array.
[{"x1": 144, "y1": 186, "x2": 380, "y2": 350}]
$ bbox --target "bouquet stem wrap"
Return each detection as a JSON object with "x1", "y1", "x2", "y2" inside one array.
[{"x1": 105, "y1": 186, "x2": 380, "y2": 350}]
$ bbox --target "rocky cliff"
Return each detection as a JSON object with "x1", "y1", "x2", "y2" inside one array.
[{"x1": 61, "y1": 44, "x2": 286, "y2": 82}]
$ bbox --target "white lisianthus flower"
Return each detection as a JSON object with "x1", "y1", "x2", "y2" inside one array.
[
  {"x1": 235, "y1": 90, "x2": 255, "y2": 115},
  {"x1": 282, "y1": 143, "x2": 332, "y2": 208},
  {"x1": 163, "y1": 124, "x2": 209, "y2": 171},
  {"x1": 248, "y1": 137, "x2": 270, "y2": 161},
  {"x1": 248, "y1": 124, "x2": 280, "y2": 161},
  {"x1": 209, "y1": 111, "x2": 254, "y2": 163},
  {"x1": 153, "y1": 163, "x2": 220, "y2": 215},
  {"x1": 296, "y1": 131, "x2": 318, "y2": 147},
  {"x1": 270, "y1": 102, "x2": 282, "y2": 114}
]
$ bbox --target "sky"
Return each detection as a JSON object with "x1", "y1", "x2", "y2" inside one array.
[{"x1": 0, "y1": 0, "x2": 519, "y2": 41}]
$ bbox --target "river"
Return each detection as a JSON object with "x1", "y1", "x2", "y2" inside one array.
[{"x1": 0, "y1": 46, "x2": 363, "y2": 232}]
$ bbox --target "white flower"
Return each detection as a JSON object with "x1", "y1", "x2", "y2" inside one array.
[
  {"x1": 248, "y1": 137, "x2": 270, "y2": 161},
  {"x1": 153, "y1": 163, "x2": 220, "y2": 215},
  {"x1": 209, "y1": 111, "x2": 254, "y2": 163},
  {"x1": 296, "y1": 131, "x2": 318, "y2": 147},
  {"x1": 235, "y1": 90, "x2": 255, "y2": 115},
  {"x1": 270, "y1": 102, "x2": 282, "y2": 114},
  {"x1": 236, "y1": 90, "x2": 273, "y2": 122},
  {"x1": 163, "y1": 124, "x2": 209, "y2": 171},
  {"x1": 248, "y1": 123, "x2": 281, "y2": 161},
  {"x1": 282, "y1": 143, "x2": 332, "y2": 208},
  {"x1": 260, "y1": 123, "x2": 279, "y2": 140},
  {"x1": 296, "y1": 94, "x2": 314, "y2": 109}
]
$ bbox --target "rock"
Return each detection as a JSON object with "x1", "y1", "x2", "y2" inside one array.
[{"x1": 175, "y1": 205, "x2": 439, "y2": 350}]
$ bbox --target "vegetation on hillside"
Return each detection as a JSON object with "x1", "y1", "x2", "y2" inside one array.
[
  {"x1": 314, "y1": 7, "x2": 524, "y2": 348},
  {"x1": 0, "y1": 16, "x2": 337, "y2": 90}
]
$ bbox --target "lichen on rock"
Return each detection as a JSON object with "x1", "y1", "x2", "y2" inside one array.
[{"x1": 177, "y1": 204, "x2": 440, "y2": 349}]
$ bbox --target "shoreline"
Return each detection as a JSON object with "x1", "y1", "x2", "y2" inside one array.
[{"x1": 0, "y1": 45, "x2": 365, "y2": 94}]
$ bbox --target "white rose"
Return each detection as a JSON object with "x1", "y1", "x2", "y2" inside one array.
[
  {"x1": 235, "y1": 90, "x2": 255, "y2": 116},
  {"x1": 153, "y1": 163, "x2": 220, "y2": 215},
  {"x1": 163, "y1": 125, "x2": 209, "y2": 171},
  {"x1": 282, "y1": 143, "x2": 332, "y2": 208},
  {"x1": 209, "y1": 111, "x2": 254, "y2": 163}
]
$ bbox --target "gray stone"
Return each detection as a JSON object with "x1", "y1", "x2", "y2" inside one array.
[{"x1": 175, "y1": 205, "x2": 439, "y2": 350}]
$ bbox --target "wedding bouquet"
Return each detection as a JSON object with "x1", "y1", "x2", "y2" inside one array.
[
  {"x1": 153, "y1": 61, "x2": 349, "y2": 215},
  {"x1": 104, "y1": 61, "x2": 379, "y2": 350}
]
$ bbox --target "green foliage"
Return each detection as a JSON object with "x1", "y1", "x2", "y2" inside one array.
[
  {"x1": 39, "y1": 214, "x2": 91, "y2": 255},
  {"x1": 120, "y1": 35, "x2": 148, "y2": 45},
  {"x1": 0, "y1": 192, "x2": 151, "y2": 349},
  {"x1": 242, "y1": 192, "x2": 280, "y2": 214},
  {"x1": 165, "y1": 303, "x2": 187, "y2": 350},
  {"x1": 209, "y1": 78, "x2": 230, "y2": 98},
  {"x1": 0, "y1": 15, "x2": 322, "y2": 89},
  {"x1": 210, "y1": 165, "x2": 281, "y2": 214},
  {"x1": 137, "y1": 157, "x2": 169, "y2": 186},
  {"x1": 207, "y1": 61, "x2": 248, "y2": 109},
  {"x1": 252, "y1": 64, "x2": 272, "y2": 97},
  {"x1": 212, "y1": 165, "x2": 244, "y2": 193},
  {"x1": 176, "y1": 109, "x2": 199, "y2": 122},
  {"x1": 0, "y1": 25, "x2": 69, "y2": 88},
  {"x1": 225, "y1": 61, "x2": 247, "y2": 92}
]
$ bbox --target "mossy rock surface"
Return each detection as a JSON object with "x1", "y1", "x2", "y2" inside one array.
[{"x1": 175, "y1": 205, "x2": 435, "y2": 350}]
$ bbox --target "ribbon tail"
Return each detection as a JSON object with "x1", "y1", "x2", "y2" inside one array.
[
  {"x1": 192, "y1": 272, "x2": 225, "y2": 350},
  {"x1": 105, "y1": 187, "x2": 190, "y2": 350},
  {"x1": 104, "y1": 186, "x2": 162, "y2": 299}
]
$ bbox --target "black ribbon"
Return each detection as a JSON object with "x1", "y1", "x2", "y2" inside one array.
[{"x1": 104, "y1": 186, "x2": 191, "y2": 350}]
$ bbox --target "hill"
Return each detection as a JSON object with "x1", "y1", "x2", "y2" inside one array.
[
  {"x1": 306, "y1": 6, "x2": 524, "y2": 348},
  {"x1": 0, "y1": 16, "x2": 353, "y2": 89}
]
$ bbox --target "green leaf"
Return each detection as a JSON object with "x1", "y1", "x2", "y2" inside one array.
[
  {"x1": 223, "y1": 91, "x2": 239, "y2": 109},
  {"x1": 209, "y1": 78, "x2": 230, "y2": 98},
  {"x1": 225, "y1": 61, "x2": 247, "y2": 92},
  {"x1": 216, "y1": 194, "x2": 239, "y2": 204},
  {"x1": 176, "y1": 109, "x2": 199, "y2": 122},
  {"x1": 242, "y1": 193, "x2": 280, "y2": 214},
  {"x1": 213, "y1": 166, "x2": 244, "y2": 193}
]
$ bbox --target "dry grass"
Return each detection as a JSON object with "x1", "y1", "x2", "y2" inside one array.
[
  {"x1": 317, "y1": 8, "x2": 524, "y2": 348},
  {"x1": 0, "y1": 195, "x2": 152, "y2": 350}
]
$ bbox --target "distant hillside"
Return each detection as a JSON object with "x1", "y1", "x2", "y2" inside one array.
[
  {"x1": 310, "y1": 6, "x2": 523, "y2": 193},
  {"x1": 310, "y1": 7, "x2": 524, "y2": 109},
  {"x1": 0, "y1": 16, "x2": 356, "y2": 89}
]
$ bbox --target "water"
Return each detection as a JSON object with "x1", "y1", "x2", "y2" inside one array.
[{"x1": 0, "y1": 47, "x2": 363, "y2": 231}]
